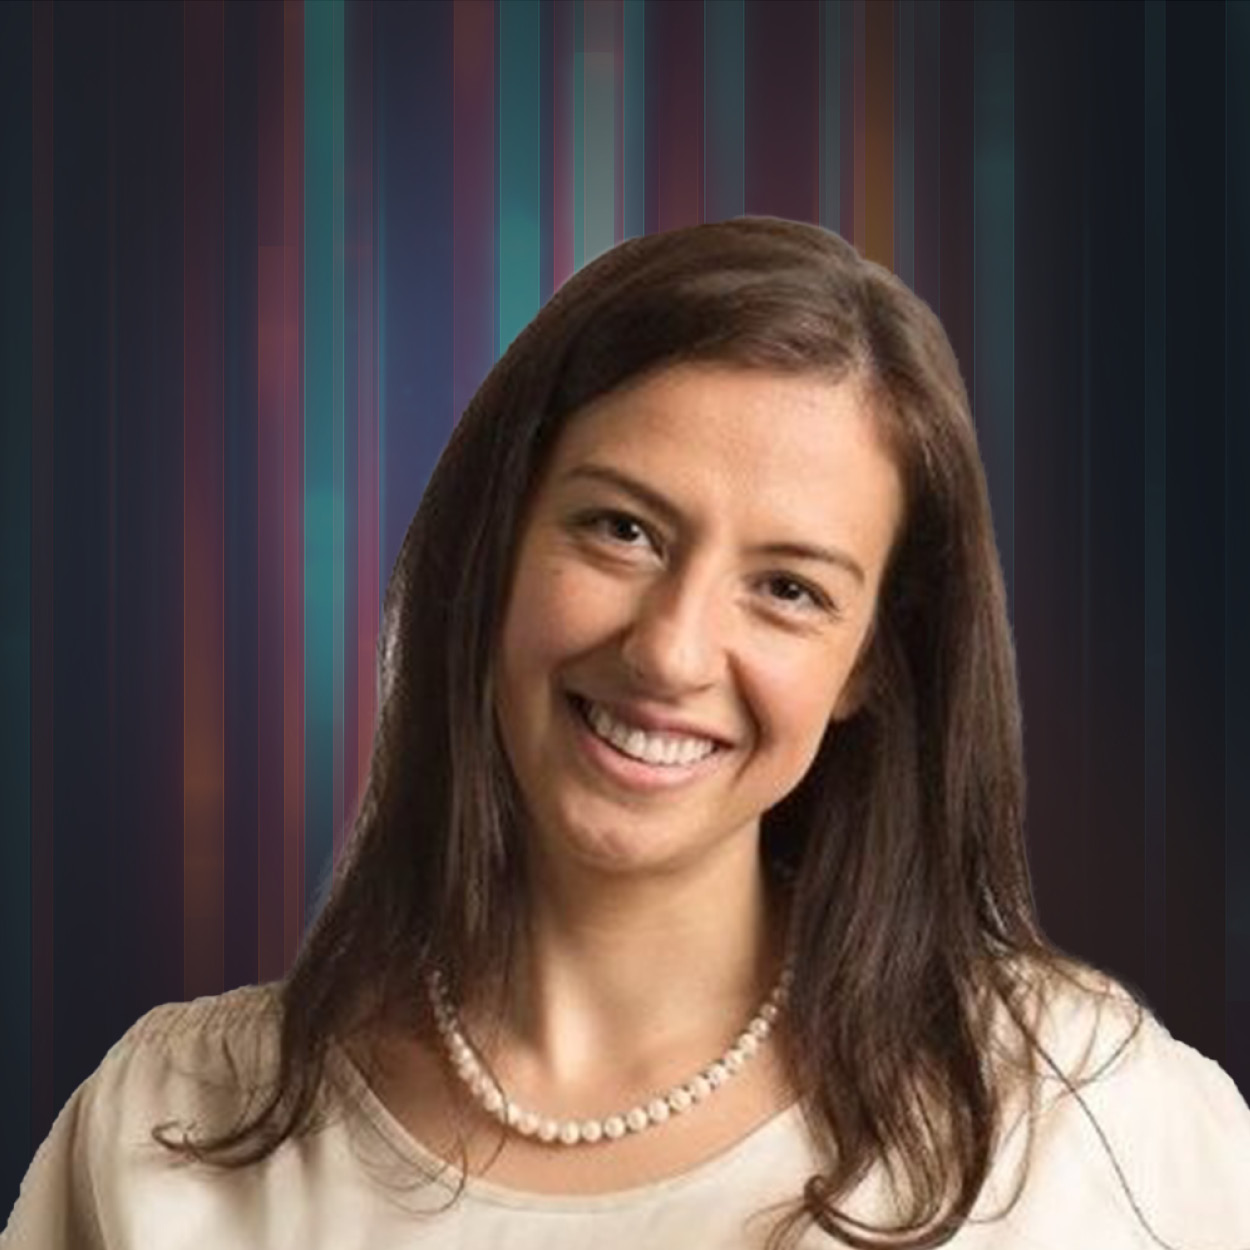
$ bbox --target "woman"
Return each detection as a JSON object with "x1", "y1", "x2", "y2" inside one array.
[{"x1": 6, "y1": 217, "x2": 1249, "y2": 1249}]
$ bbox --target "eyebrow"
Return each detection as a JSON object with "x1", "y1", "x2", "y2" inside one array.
[{"x1": 559, "y1": 463, "x2": 867, "y2": 587}]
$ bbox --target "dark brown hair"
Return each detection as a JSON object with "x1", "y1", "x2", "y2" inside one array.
[{"x1": 155, "y1": 217, "x2": 1148, "y2": 1247}]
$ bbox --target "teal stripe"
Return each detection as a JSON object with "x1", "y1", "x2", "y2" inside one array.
[
  {"x1": 584, "y1": 0, "x2": 615, "y2": 261},
  {"x1": 623, "y1": 0, "x2": 645, "y2": 238},
  {"x1": 972, "y1": 0, "x2": 1014, "y2": 599},
  {"x1": 820, "y1": 0, "x2": 842, "y2": 233},
  {"x1": 304, "y1": 0, "x2": 345, "y2": 924},
  {"x1": 499, "y1": 0, "x2": 541, "y2": 353},
  {"x1": 704, "y1": 0, "x2": 744, "y2": 222}
]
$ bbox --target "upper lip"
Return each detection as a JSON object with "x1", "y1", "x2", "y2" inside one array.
[{"x1": 572, "y1": 693, "x2": 734, "y2": 747}]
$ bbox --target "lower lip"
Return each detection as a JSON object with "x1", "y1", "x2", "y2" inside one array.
[{"x1": 565, "y1": 695, "x2": 728, "y2": 793}]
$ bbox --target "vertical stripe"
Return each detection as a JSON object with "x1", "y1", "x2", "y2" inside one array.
[
  {"x1": 912, "y1": 0, "x2": 939, "y2": 309},
  {"x1": 5, "y1": 0, "x2": 41, "y2": 1160},
  {"x1": 375, "y1": 0, "x2": 452, "y2": 583},
  {"x1": 573, "y1": 0, "x2": 585, "y2": 268},
  {"x1": 1142, "y1": 0, "x2": 1168, "y2": 1008},
  {"x1": 453, "y1": 0, "x2": 496, "y2": 414},
  {"x1": 646, "y1": 0, "x2": 702, "y2": 230},
  {"x1": 183, "y1": 0, "x2": 226, "y2": 999},
  {"x1": 972, "y1": 0, "x2": 1014, "y2": 603},
  {"x1": 282, "y1": 0, "x2": 306, "y2": 965},
  {"x1": 331, "y1": 0, "x2": 347, "y2": 876},
  {"x1": 0, "y1": 0, "x2": 32, "y2": 1179},
  {"x1": 938, "y1": 0, "x2": 973, "y2": 377},
  {"x1": 584, "y1": 0, "x2": 616, "y2": 263},
  {"x1": 850, "y1": 0, "x2": 865, "y2": 249},
  {"x1": 864, "y1": 0, "x2": 893, "y2": 267},
  {"x1": 893, "y1": 0, "x2": 914, "y2": 287},
  {"x1": 224, "y1": 1, "x2": 261, "y2": 985},
  {"x1": 348, "y1": 0, "x2": 378, "y2": 832},
  {"x1": 303, "y1": 0, "x2": 342, "y2": 923},
  {"x1": 746, "y1": 0, "x2": 819, "y2": 222},
  {"x1": 1226, "y1": 0, "x2": 1250, "y2": 1020},
  {"x1": 498, "y1": 0, "x2": 541, "y2": 350},
  {"x1": 614, "y1": 0, "x2": 624, "y2": 243},
  {"x1": 540, "y1": 0, "x2": 554, "y2": 302},
  {"x1": 819, "y1": 0, "x2": 841, "y2": 234},
  {"x1": 704, "y1": 0, "x2": 744, "y2": 223},
  {"x1": 1163, "y1": 2, "x2": 1226, "y2": 1059},
  {"x1": 553, "y1": 1, "x2": 575, "y2": 289},
  {"x1": 622, "y1": 0, "x2": 645, "y2": 239},
  {"x1": 30, "y1": 0, "x2": 54, "y2": 1146},
  {"x1": 256, "y1": 0, "x2": 286, "y2": 983}
]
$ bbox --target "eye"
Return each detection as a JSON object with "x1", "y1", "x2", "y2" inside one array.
[
  {"x1": 577, "y1": 509, "x2": 657, "y2": 551},
  {"x1": 573, "y1": 510, "x2": 843, "y2": 620},
  {"x1": 761, "y1": 574, "x2": 841, "y2": 618}
]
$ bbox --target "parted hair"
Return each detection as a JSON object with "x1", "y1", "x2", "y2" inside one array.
[{"x1": 155, "y1": 217, "x2": 1144, "y2": 1249}]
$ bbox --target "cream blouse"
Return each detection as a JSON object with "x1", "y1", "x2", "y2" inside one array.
[{"x1": 4, "y1": 975, "x2": 1250, "y2": 1250}]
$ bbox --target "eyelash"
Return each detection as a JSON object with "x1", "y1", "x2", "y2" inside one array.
[{"x1": 574, "y1": 509, "x2": 842, "y2": 619}]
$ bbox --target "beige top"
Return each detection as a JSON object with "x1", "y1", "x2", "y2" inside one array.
[{"x1": 4, "y1": 975, "x2": 1250, "y2": 1250}]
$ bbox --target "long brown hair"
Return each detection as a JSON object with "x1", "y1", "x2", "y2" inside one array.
[{"x1": 155, "y1": 217, "x2": 1145, "y2": 1247}]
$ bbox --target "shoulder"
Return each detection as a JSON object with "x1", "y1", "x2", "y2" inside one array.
[
  {"x1": 981, "y1": 957, "x2": 1250, "y2": 1244},
  {"x1": 3, "y1": 984, "x2": 286, "y2": 1247},
  {"x1": 62, "y1": 982, "x2": 287, "y2": 1160},
  {"x1": 102, "y1": 981, "x2": 284, "y2": 1094}
]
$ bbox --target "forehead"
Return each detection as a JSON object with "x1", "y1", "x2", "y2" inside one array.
[{"x1": 542, "y1": 363, "x2": 903, "y2": 572}]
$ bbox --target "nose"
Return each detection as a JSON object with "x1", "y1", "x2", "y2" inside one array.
[{"x1": 618, "y1": 561, "x2": 727, "y2": 694}]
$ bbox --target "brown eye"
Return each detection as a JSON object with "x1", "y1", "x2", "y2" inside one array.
[
  {"x1": 763, "y1": 574, "x2": 840, "y2": 619},
  {"x1": 578, "y1": 510, "x2": 655, "y2": 550}
]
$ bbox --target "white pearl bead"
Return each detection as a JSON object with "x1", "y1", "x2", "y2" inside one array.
[{"x1": 424, "y1": 962, "x2": 791, "y2": 1151}]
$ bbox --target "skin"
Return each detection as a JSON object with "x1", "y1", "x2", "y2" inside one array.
[{"x1": 348, "y1": 362, "x2": 905, "y2": 1195}]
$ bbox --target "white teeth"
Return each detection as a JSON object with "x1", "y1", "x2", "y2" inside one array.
[{"x1": 583, "y1": 700, "x2": 718, "y2": 767}]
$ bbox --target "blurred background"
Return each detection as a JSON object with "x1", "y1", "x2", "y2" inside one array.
[{"x1": 2, "y1": 0, "x2": 1247, "y2": 1216}]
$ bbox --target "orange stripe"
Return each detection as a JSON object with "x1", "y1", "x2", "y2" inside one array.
[{"x1": 864, "y1": 0, "x2": 894, "y2": 269}]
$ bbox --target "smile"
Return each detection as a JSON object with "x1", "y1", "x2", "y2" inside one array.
[{"x1": 566, "y1": 694, "x2": 726, "y2": 790}]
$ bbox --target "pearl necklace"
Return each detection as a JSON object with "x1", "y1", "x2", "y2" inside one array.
[{"x1": 426, "y1": 963, "x2": 793, "y2": 1147}]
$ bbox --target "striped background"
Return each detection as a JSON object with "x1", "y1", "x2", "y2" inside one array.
[{"x1": 1, "y1": 0, "x2": 1247, "y2": 1211}]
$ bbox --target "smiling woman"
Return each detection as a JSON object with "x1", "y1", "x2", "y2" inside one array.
[{"x1": 6, "y1": 218, "x2": 1250, "y2": 1250}]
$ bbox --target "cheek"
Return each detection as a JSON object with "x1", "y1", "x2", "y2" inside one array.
[
  {"x1": 500, "y1": 557, "x2": 604, "y2": 679},
  {"x1": 750, "y1": 654, "x2": 853, "y2": 749}
]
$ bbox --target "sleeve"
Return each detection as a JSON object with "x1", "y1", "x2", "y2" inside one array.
[
  {"x1": 994, "y1": 1004, "x2": 1250, "y2": 1249},
  {"x1": 2, "y1": 987, "x2": 280, "y2": 1250},
  {"x1": 2, "y1": 1058, "x2": 113, "y2": 1249},
  {"x1": 1103, "y1": 1017, "x2": 1250, "y2": 1241}
]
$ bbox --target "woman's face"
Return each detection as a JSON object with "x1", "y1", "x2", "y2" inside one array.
[{"x1": 493, "y1": 362, "x2": 904, "y2": 883}]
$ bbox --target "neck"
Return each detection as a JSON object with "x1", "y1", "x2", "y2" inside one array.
[{"x1": 467, "y1": 842, "x2": 788, "y2": 1093}]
